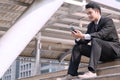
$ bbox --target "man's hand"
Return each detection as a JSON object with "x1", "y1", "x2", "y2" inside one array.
[{"x1": 71, "y1": 30, "x2": 85, "y2": 39}]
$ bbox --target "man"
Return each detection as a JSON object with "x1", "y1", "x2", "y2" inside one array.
[{"x1": 57, "y1": 1, "x2": 120, "y2": 80}]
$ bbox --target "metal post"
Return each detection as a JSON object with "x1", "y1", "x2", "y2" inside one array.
[{"x1": 34, "y1": 33, "x2": 41, "y2": 75}]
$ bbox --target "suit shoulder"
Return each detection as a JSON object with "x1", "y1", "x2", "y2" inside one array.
[
  {"x1": 88, "y1": 21, "x2": 94, "y2": 26},
  {"x1": 101, "y1": 16, "x2": 112, "y2": 21},
  {"x1": 100, "y1": 16, "x2": 115, "y2": 28}
]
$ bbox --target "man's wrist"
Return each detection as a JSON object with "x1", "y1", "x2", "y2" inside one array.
[
  {"x1": 75, "y1": 34, "x2": 91, "y2": 40},
  {"x1": 81, "y1": 34, "x2": 85, "y2": 39},
  {"x1": 84, "y1": 34, "x2": 91, "y2": 40}
]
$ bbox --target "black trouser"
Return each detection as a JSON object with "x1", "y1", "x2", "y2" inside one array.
[{"x1": 68, "y1": 38, "x2": 117, "y2": 76}]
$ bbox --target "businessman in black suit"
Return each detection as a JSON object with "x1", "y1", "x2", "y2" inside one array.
[{"x1": 57, "y1": 2, "x2": 120, "y2": 80}]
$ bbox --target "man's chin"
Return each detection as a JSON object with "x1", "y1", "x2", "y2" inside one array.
[{"x1": 89, "y1": 19, "x2": 95, "y2": 21}]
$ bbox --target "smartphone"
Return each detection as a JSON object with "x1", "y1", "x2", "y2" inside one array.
[{"x1": 70, "y1": 26, "x2": 76, "y2": 33}]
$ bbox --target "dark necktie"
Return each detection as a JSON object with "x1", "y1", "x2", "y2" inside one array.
[{"x1": 94, "y1": 24, "x2": 98, "y2": 31}]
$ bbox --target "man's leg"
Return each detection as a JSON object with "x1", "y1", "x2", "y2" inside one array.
[
  {"x1": 78, "y1": 38, "x2": 117, "y2": 79},
  {"x1": 88, "y1": 38, "x2": 117, "y2": 72},
  {"x1": 68, "y1": 44, "x2": 91, "y2": 76}
]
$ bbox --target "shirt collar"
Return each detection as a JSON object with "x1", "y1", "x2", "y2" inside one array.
[{"x1": 94, "y1": 16, "x2": 101, "y2": 24}]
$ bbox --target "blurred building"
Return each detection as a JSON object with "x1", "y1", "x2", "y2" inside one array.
[{"x1": 2, "y1": 57, "x2": 67, "y2": 80}]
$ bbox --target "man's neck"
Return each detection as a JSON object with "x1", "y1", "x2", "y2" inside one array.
[{"x1": 94, "y1": 15, "x2": 101, "y2": 24}]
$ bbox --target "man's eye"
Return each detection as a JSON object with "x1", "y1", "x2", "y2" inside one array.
[{"x1": 89, "y1": 12, "x2": 92, "y2": 14}]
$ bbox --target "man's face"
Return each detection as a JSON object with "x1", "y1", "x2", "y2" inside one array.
[{"x1": 86, "y1": 8, "x2": 99, "y2": 21}]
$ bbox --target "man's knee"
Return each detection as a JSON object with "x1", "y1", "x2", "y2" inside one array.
[
  {"x1": 92, "y1": 38, "x2": 101, "y2": 41},
  {"x1": 92, "y1": 38, "x2": 102, "y2": 43},
  {"x1": 73, "y1": 45, "x2": 80, "y2": 50},
  {"x1": 73, "y1": 44, "x2": 85, "y2": 52},
  {"x1": 73, "y1": 45, "x2": 81, "y2": 50}
]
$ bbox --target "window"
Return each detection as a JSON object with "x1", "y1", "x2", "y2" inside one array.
[
  {"x1": 20, "y1": 73, "x2": 22, "y2": 78},
  {"x1": 29, "y1": 63, "x2": 31, "y2": 69},
  {"x1": 26, "y1": 71, "x2": 28, "y2": 77},
  {"x1": 41, "y1": 69, "x2": 49, "y2": 74},
  {"x1": 21, "y1": 66, "x2": 23, "y2": 71},
  {"x1": 28, "y1": 71, "x2": 31, "y2": 76},
  {"x1": 24, "y1": 65, "x2": 25, "y2": 70},
  {"x1": 23, "y1": 72, "x2": 25, "y2": 77},
  {"x1": 26, "y1": 64, "x2": 28, "y2": 70}
]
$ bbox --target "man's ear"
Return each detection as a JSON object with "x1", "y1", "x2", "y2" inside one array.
[{"x1": 95, "y1": 9, "x2": 100, "y2": 14}]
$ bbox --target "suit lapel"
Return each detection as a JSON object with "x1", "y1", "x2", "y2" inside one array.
[{"x1": 96, "y1": 17, "x2": 103, "y2": 31}]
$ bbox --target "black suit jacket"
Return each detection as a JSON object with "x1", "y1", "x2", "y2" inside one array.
[{"x1": 76, "y1": 16, "x2": 120, "y2": 57}]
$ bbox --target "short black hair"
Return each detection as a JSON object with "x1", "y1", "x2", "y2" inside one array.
[{"x1": 85, "y1": 2, "x2": 101, "y2": 14}]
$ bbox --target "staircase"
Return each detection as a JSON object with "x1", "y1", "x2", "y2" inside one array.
[
  {"x1": 18, "y1": 59, "x2": 120, "y2": 80},
  {"x1": 44, "y1": 59, "x2": 120, "y2": 80}
]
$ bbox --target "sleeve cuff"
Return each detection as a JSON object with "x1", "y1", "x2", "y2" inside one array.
[
  {"x1": 84, "y1": 34, "x2": 91, "y2": 40},
  {"x1": 75, "y1": 38, "x2": 80, "y2": 41}
]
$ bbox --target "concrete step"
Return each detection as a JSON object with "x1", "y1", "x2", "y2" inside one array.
[
  {"x1": 18, "y1": 59, "x2": 120, "y2": 80},
  {"x1": 97, "y1": 59, "x2": 120, "y2": 68},
  {"x1": 42, "y1": 65, "x2": 120, "y2": 80},
  {"x1": 88, "y1": 73, "x2": 120, "y2": 80},
  {"x1": 97, "y1": 59, "x2": 120, "y2": 75},
  {"x1": 40, "y1": 67, "x2": 88, "y2": 80},
  {"x1": 45, "y1": 60, "x2": 120, "y2": 80},
  {"x1": 73, "y1": 73, "x2": 120, "y2": 80},
  {"x1": 49, "y1": 70, "x2": 120, "y2": 80},
  {"x1": 97, "y1": 65, "x2": 120, "y2": 75}
]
